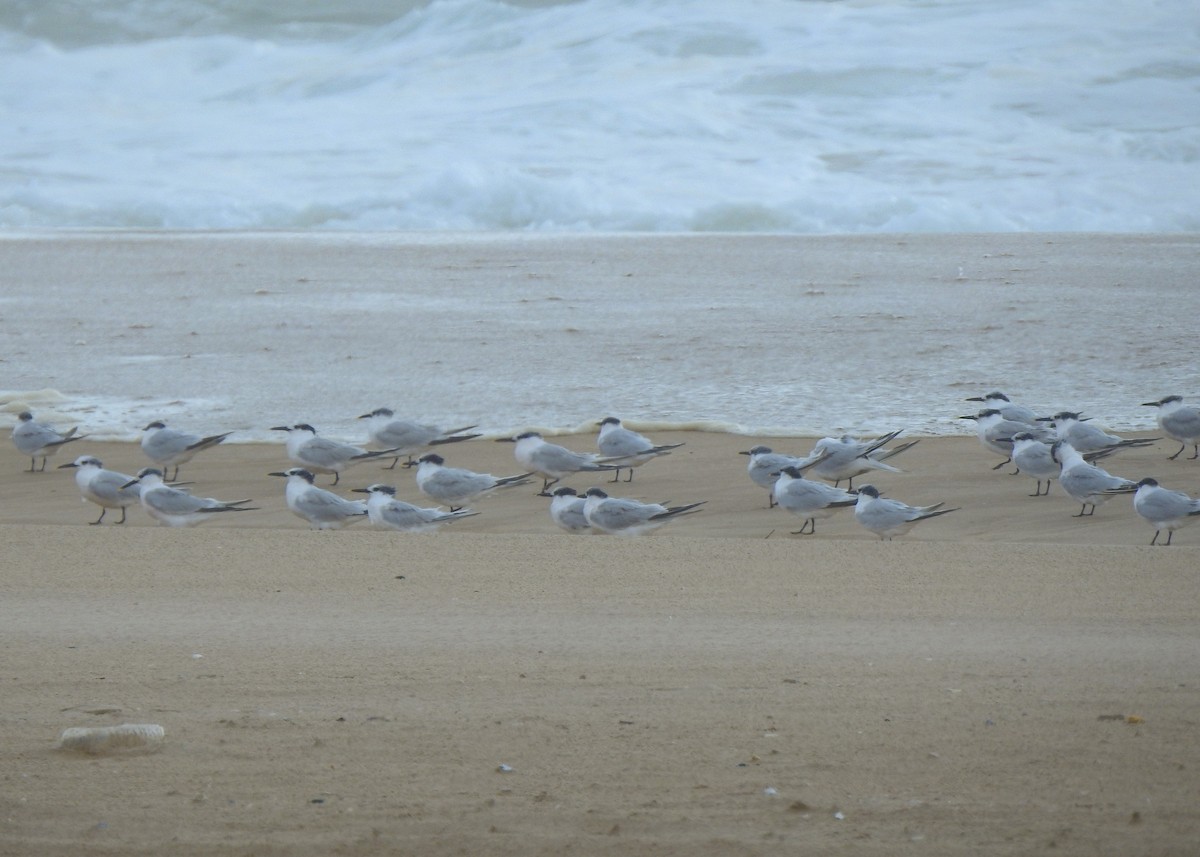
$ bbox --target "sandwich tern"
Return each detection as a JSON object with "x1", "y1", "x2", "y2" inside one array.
[
  {"x1": 272, "y1": 423, "x2": 398, "y2": 485},
  {"x1": 1142, "y1": 396, "x2": 1200, "y2": 460},
  {"x1": 581, "y1": 487, "x2": 704, "y2": 536},
  {"x1": 772, "y1": 466, "x2": 858, "y2": 535},
  {"x1": 1051, "y1": 441, "x2": 1137, "y2": 517},
  {"x1": 357, "y1": 408, "x2": 480, "y2": 468},
  {"x1": 269, "y1": 467, "x2": 369, "y2": 529},
  {"x1": 852, "y1": 484, "x2": 958, "y2": 540},
  {"x1": 12, "y1": 411, "x2": 86, "y2": 472},
  {"x1": 594, "y1": 417, "x2": 683, "y2": 482},
  {"x1": 964, "y1": 392, "x2": 1041, "y2": 425},
  {"x1": 352, "y1": 483, "x2": 478, "y2": 532},
  {"x1": 793, "y1": 431, "x2": 919, "y2": 489},
  {"x1": 410, "y1": 453, "x2": 532, "y2": 511},
  {"x1": 739, "y1": 445, "x2": 810, "y2": 507},
  {"x1": 140, "y1": 420, "x2": 231, "y2": 481},
  {"x1": 1041, "y1": 411, "x2": 1158, "y2": 455},
  {"x1": 124, "y1": 468, "x2": 256, "y2": 527},
  {"x1": 960, "y1": 409, "x2": 1053, "y2": 469},
  {"x1": 548, "y1": 486, "x2": 592, "y2": 534},
  {"x1": 499, "y1": 431, "x2": 620, "y2": 494},
  {"x1": 1128, "y1": 477, "x2": 1200, "y2": 545},
  {"x1": 58, "y1": 455, "x2": 141, "y2": 524}
]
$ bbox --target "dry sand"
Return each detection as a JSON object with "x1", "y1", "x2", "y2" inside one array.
[{"x1": 2, "y1": 429, "x2": 1198, "y2": 856}]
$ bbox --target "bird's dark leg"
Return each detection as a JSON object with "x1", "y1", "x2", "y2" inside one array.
[
  {"x1": 846, "y1": 477, "x2": 854, "y2": 491},
  {"x1": 1190, "y1": 444, "x2": 1200, "y2": 460},
  {"x1": 541, "y1": 476, "x2": 559, "y2": 494},
  {"x1": 609, "y1": 468, "x2": 622, "y2": 483},
  {"x1": 1072, "y1": 503, "x2": 1095, "y2": 517},
  {"x1": 90, "y1": 508, "x2": 107, "y2": 525},
  {"x1": 385, "y1": 456, "x2": 400, "y2": 470},
  {"x1": 991, "y1": 457, "x2": 1012, "y2": 471},
  {"x1": 117, "y1": 507, "x2": 127, "y2": 524},
  {"x1": 791, "y1": 518, "x2": 815, "y2": 536},
  {"x1": 331, "y1": 472, "x2": 340, "y2": 486},
  {"x1": 1165, "y1": 531, "x2": 1174, "y2": 546},
  {"x1": 624, "y1": 468, "x2": 634, "y2": 482}
]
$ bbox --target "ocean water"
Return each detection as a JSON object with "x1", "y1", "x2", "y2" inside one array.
[
  {"x1": 2, "y1": 0, "x2": 1198, "y2": 233},
  {"x1": 1, "y1": 232, "x2": 1195, "y2": 444}
]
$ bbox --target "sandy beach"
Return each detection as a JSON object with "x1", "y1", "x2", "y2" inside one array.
[{"x1": 3, "y1": 425, "x2": 1198, "y2": 855}]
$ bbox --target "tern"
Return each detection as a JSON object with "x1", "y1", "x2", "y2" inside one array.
[
  {"x1": 272, "y1": 423, "x2": 398, "y2": 485},
  {"x1": 1040, "y1": 411, "x2": 1157, "y2": 455},
  {"x1": 793, "y1": 431, "x2": 919, "y2": 489},
  {"x1": 269, "y1": 467, "x2": 369, "y2": 529},
  {"x1": 740, "y1": 445, "x2": 809, "y2": 507},
  {"x1": 964, "y1": 392, "x2": 1041, "y2": 425},
  {"x1": 594, "y1": 417, "x2": 683, "y2": 482},
  {"x1": 960, "y1": 409, "x2": 1053, "y2": 470},
  {"x1": 410, "y1": 453, "x2": 532, "y2": 511},
  {"x1": 852, "y1": 484, "x2": 958, "y2": 540},
  {"x1": 357, "y1": 408, "x2": 480, "y2": 468},
  {"x1": 1142, "y1": 396, "x2": 1200, "y2": 460},
  {"x1": 58, "y1": 455, "x2": 142, "y2": 524},
  {"x1": 499, "y1": 431, "x2": 620, "y2": 494},
  {"x1": 1051, "y1": 441, "x2": 1137, "y2": 517},
  {"x1": 352, "y1": 483, "x2": 478, "y2": 532},
  {"x1": 12, "y1": 411, "x2": 86, "y2": 472},
  {"x1": 1127, "y1": 477, "x2": 1200, "y2": 545},
  {"x1": 581, "y1": 487, "x2": 704, "y2": 536},
  {"x1": 548, "y1": 486, "x2": 592, "y2": 534},
  {"x1": 772, "y1": 466, "x2": 858, "y2": 535},
  {"x1": 140, "y1": 420, "x2": 231, "y2": 481},
  {"x1": 123, "y1": 468, "x2": 256, "y2": 527}
]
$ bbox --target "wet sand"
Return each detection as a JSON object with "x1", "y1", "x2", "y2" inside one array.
[{"x1": 2, "y1": 428, "x2": 1198, "y2": 855}]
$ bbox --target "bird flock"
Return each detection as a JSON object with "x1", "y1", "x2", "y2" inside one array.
[{"x1": 9, "y1": 392, "x2": 1200, "y2": 545}]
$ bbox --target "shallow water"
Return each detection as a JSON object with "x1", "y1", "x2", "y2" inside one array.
[{"x1": 2, "y1": 232, "x2": 1195, "y2": 443}]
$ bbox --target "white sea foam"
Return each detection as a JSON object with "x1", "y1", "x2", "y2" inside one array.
[{"x1": 2, "y1": 0, "x2": 1197, "y2": 233}]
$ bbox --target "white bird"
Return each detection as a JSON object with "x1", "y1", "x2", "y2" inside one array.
[
  {"x1": 272, "y1": 423, "x2": 398, "y2": 486},
  {"x1": 739, "y1": 445, "x2": 809, "y2": 507},
  {"x1": 594, "y1": 417, "x2": 683, "y2": 482},
  {"x1": 964, "y1": 391, "x2": 1041, "y2": 425},
  {"x1": 1051, "y1": 441, "x2": 1138, "y2": 517},
  {"x1": 269, "y1": 467, "x2": 369, "y2": 529},
  {"x1": 351, "y1": 483, "x2": 478, "y2": 532},
  {"x1": 1041, "y1": 411, "x2": 1158, "y2": 456},
  {"x1": 140, "y1": 420, "x2": 231, "y2": 481},
  {"x1": 357, "y1": 408, "x2": 480, "y2": 468},
  {"x1": 500, "y1": 431, "x2": 620, "y2": 494},
  {"x1": 12, "y1": 411, "x2": 85, "y2": 472},
  {"x1": 411, "y1": 453, "x2": 532, "y2": 511},
  {"x1": 57, "y1": 455, "x2": 142, "y2": 525},
  {"x1": 852, "y1": 484, "x2": 958, "y2": 540},
  {"x1": 124, "y1": 467, "x2": 256, "y2": 527},
  {"x1": 772, "y1": 466, "x2": 858, "y2": 535},
  {"x1": 960, "y1": 409, "x2": 1053, "y2": 469},
  {"x1": 1142, "y1": 396, "x2": 1200, "y2": 460},
  {"x1": 581, "y1": 487, "x2": 704, "y2": 536},
  {"x1": 793, "y1": 431, "x2": 920, "y2": 489},
  {"x1": 1128, "y1": 477, "x2": 1200, "y2": 545},
  {"x1": 548, "y1": 486, "x2": 592, "y2": 534}
]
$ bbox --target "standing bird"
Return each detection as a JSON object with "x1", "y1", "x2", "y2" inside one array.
[
  {"x1": 960, "y1": 409, "x2": 1052, "y2": 470},
  {"x1": 410, "y1": 453, "x2": 532, "y2": 511},
  {"x1": 1041, "y1": 411, "x2": 1157, "y2": 456},
  {"x1": 1142, "y1": 396, "x2": 1200, "y2": 460},
  {"x1": 499, "y1": 431, "x2": 620, "y2": 494},
  {"x1": 123, "y1": 468, "x2": 256, "y2": 527},
  {"x1": 357, "y1": 408, "x2": 480, "y2": 468},
  {"x1": 352, "y1": 483, "x2": 478, "y2": 532},
  {"x1": 547, "y1": 486, "x2": 592, "y2": 534},
  {"x1": 581, "y1": 487, "x2": 704, "y2": 536},
  {"x1": 1008, "y1": 432, "x2": 1061, "y2": 497},
  {"x1": 772, "y1": 466, "x2": 858, "y2": 535},
  {"x1": 740, "y1": 445, "x2": 809, "y2": 507},
  {"x1": 141, "y1": 420, "x2": 231, "y2": 481},
  {"x1": 12, "y1": 411, "x2": 86, "y2": 472},
  {"x1": 793, "y1": 431, "x2": 919, "y2": 489},
  {"x1": 272, "y1": 423, "x2": 398, "y2": 486},
  {"x1": 964, "y1": 391, "x2": 1041, "y2": 425},
  {"x1": 58, "y1": 455, "x2": 142, "y2": 525},
  {"x1": 852, "y1": 484, "x2": 958, "y2": 540},
  {"x1": 269, "y1": 467, "x2": 369, "y2": 529},
  {"x1": 1128, "y1": 477, "x2": 1200, "y2": 545},
  {"x1": 594, "y1": 417, "x2": 683, "y2": 482},
  {"x1": 1051, "y1": 441, "x2": 1138, "y2": 517}
]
